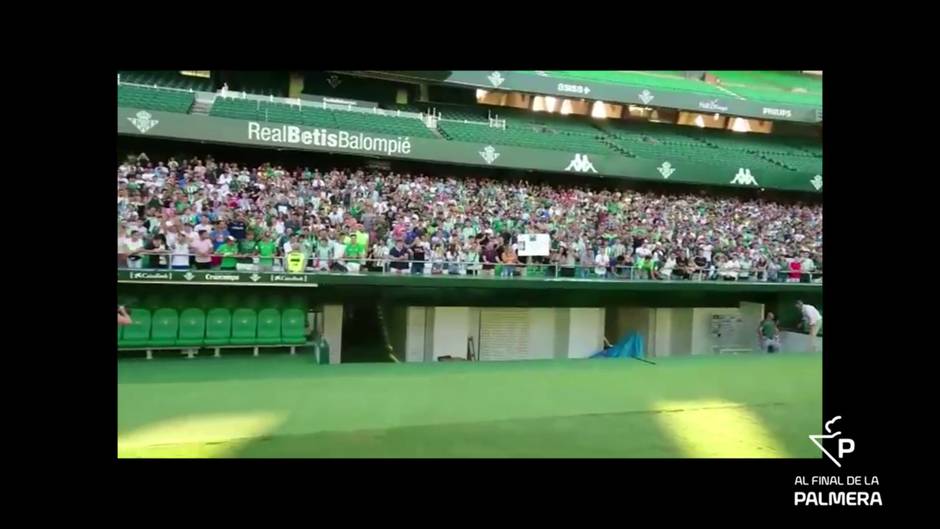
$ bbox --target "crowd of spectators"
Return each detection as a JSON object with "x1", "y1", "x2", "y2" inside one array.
[{"x1": 117, "y1": 153, "x2": 822, "y2": 282}]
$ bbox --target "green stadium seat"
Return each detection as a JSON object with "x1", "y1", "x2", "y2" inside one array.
[
  {"x1": 281, "y1": 308, "x2": 306, "y2": 345},
  {"x1": 119, "y1": 71, "x2": 213, "y2": 92},
  {"x1": 118, "y1": 85, "x2": 195, "y2": 114},
  {"x1": 204, "y1": 308, "x2": 232, "y2": 346},
  {"x1": 177, "y1": 308, "x2": 206, "y2": 347},
  {"x1": 230, "y1": 308, "x2": 258, "y2": 345},
  {"x1": 149, "y1": 308, "x2": 179, "y2": 347},
  {"x1": 256, "y1": 308, "x2": 282, "y2": 345},
  {"x1": 119, "y1": 309, "x2": 151, "y2": 348}
]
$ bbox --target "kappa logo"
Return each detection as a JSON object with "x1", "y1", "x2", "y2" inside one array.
[
  {"x1": 658, "y1": 161, "x2": 675, "y2": 179},
  {"x1": 638, "y1": 89, "x2": 655, "y2": 105},
  {"x1": 250, "y1": 273, "x2": 262, "y2": 282},
  {"x1": 327, "y1": 75, "x2": 342, "y2": 88},
  {"x1": 731, "y1": 168, "x2": 758, "y2": 186},
  {"x1": 811, "y1": 174, "x2": 823, "y2": 191},
  {"x1": 809, "y1": 416, "x2": 855, "y2": 467},
  {"x1": 183, "y1": 272, "x2": 195, "y2": 281},
  {"x1": 565, "y1": 153, "x2": 598, "y2": 173},
  {"x1": 128, "y1": 110, "x2": 159, "y2": 134},
  {"x1": 487, "y1": 71, "x2": 505, "y2": 88},
  {"x1": 479, "y1": 145, "x2": 501, "y2": 165}
]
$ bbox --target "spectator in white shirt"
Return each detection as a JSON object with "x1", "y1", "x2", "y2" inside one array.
[
  {"x1": 795, "y1": 300, "x2": 822, "y2": 352},
  {"x1": 737, "y1": 255, "x2": 752, "y2": 281},
  {"x1": 594, "y1": 245, "x2": 610, "y2": 277},
  {"x1": 721, "y1": 256, "x2": 739, "y2": 280},
  {"x1": 117, "y1": 226, "x2": 129, "y2": 267},
  {"x1": 125, "y1": 230, "x2": 145, "y2": 269},
  {"x1": 171, "y1": 239, "x2": 190, "y2": 269},
  {"x1": 701, "y1": 241, "x2": 714, "y2": 262},
  {"x1": 801, "y1": 253, "x2": 816, "y2": 283},
  {"x1": 659, "y1": 254, "x2": 676, "y2": 280},
  {"x1": 164, "y1": 224, "x2": 179, "y2": 249}
]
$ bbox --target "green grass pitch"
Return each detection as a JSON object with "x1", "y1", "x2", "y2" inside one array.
[{"x1": 118, "y1": 353, "x2": 822, "y2": 458}]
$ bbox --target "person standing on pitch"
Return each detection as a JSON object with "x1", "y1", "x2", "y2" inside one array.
[
  {"x1": 795, "y1": 300, "x2": 822, "y2": 352},
  {"x1": 758, "y1": 312, "x2": 780, "y2": 353}
]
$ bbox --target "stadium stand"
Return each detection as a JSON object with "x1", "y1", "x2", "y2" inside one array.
[
  {"x1": 437, "y1": 120, "x2": 615, "y2": 154},
  {"x1": 118, "y1": 157, "x2": 823, "y2": 283},
  {"x1": 118, "y1": 84, "x2": 195, "y2": 114},
  {"x1": 119, "y1": 71, "x2": 214, "y2": 92},
  {"x1": 708, "y1": 71, "x2": 822, "y2": 106},
  {"x1": 210, "y1": 97, "x2": 437, "y2": 138},
  {"x1": 525, "y1": 71, "x2": 729, "y2": 96},
  {"x1": 116, "y1": 74, "x2": 821, "y2": 171},
  {"x1": 525, "y1": 71, "x2": 821, "y2": 107}
]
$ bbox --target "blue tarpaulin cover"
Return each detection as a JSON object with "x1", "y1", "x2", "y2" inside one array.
[{"x1": 590, "y1": 331, "x2": 645, "y2": 359}]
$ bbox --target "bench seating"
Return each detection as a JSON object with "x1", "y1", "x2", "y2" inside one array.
[{"x1": 118, "y1": 307, "x2": 309, "y2": 360}]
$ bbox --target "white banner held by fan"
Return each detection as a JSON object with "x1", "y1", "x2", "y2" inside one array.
[{"x1": 516, "y1": 234, "x2": 550, "y2": 256}]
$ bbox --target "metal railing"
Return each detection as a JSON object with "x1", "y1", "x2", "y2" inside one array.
[
  {"x1": 117, "y1": 251, "x2": 822, "y2": 283},
  {"x1": 117, "y1": 79, "x2": 197, "y2": 94},
  {"x1": 118, "y1": 78, "x2": 424, "y2": 120}
]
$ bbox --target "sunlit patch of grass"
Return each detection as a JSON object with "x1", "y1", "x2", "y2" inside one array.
[
  {"x1": 653, "y1": 400, "x2": 789, "y2": 458},
  {"x1": 118, "y1": 412, "x2": 286, "y2": 458}
]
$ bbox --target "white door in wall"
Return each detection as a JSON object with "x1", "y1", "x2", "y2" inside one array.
[{"x1": 479, "y1": 309, "x2": 530, "y2": 361}]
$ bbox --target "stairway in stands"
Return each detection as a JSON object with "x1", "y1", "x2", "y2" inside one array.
[{"x1": 190, "y1": 99, "x2": 214, "y2": 115}]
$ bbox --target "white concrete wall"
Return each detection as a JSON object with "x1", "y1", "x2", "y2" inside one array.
[
  {"x1": 653, "y1": 308, "x2": 673, "y2": 358},
  {"x1": 423, "y1": 307, "x2": 434, "y2": 362},
  {"x1": 568, "y1": 308, "x2": 605, "y2": 359},
  {"x1": 691, "y1": 307, "x2": 742, "y2": 355},
  {"x1": 554, "y1": 308, "x2": 570, "y2": 359},
  {"x1": 323, "y1": 304, "x2": 344, "y2": 364},
  {"x1": 405, "y1": 307, "x2": 426, "y2": 363},
  {"x1": 528, "y1": 308, "x2": 556, "y2": 360},
  {"x1": 780, "y1": 331, "x2": 823, "y2": 353},
  {"x1": 432, "y1": 307, "x2": 470, "y2": 359},
  {"x1": 739, "y1": 302, "x2": 765, "y2": 352},
  {"x1": 401, "y1": 306, "x2": 607, "y2": 362}
]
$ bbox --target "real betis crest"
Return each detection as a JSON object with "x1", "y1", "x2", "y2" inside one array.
[{"x1": 128, "y1": 110, "x2": 159, "y2": 134}]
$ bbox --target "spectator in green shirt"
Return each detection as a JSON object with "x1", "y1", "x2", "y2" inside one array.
[
  {"x1": 352, "y1": 223, "x2": 369, "y2": 254},
  {"x1": 238, "y1": 231, "x2": 258, "y2": 268},
  {"x1": 461, "y1": 219, "x2": 476, "y2": 242},
  {"x1": 217, "y1": 237, "x2": 239, "y2": 270},
  {"x1": 758, "y1": 313, "x2": 781, "y2": 353},
  {"x1": 346, "y1": 233, "x2": 365, "y2": 272},
  {"x1": 257, "y1": 233, "x2": 277, "y2": 271}
]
